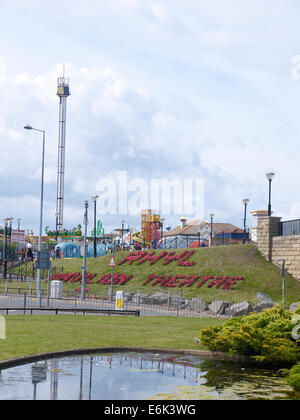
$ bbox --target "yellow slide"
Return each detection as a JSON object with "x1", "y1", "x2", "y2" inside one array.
[{"x1": 131, "y1": 232, "x2": 150, "y2": 246}]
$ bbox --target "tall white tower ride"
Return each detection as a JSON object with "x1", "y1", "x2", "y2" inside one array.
[{"x1": 56, "y1": 74, "x2": 70, "y2": 233}]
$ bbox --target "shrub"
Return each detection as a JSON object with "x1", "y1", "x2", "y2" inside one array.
[
  {"x1": 286, "y1": 363, "x2": 300, "y2": 393},
  {"x1": 199, "y1": 306, "x2": 300, "y2": 365}
]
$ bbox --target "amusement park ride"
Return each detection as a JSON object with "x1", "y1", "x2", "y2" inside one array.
[
  {"x1": 18, "y1": 70, "x2": 163, "y2": 256},
  {"x1": 132, "y1": 210, "x2": 162, "y2": 249}
]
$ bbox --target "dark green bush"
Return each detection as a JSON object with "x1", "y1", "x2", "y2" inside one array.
[
  {"x1": 200, "y1": 306, "x2": 300, "y2": 365},
  {"x1": 287, "y1": 363, "x2": 300, "y2": 393}
]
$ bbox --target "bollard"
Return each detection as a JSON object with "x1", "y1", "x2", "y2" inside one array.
[{"x1": 115, "y1": 291, "x2": 125, "y2": 311}]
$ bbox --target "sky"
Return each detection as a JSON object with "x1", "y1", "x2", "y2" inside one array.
[{"x1": 1, "y1": 0, "x2": 300, "y2": 234}]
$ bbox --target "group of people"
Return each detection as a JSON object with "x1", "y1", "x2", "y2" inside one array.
[
  {"x1": 24, "y1": 242, "x2": 62, "y2": 262},
  {"x1": 51, "y1": 247, "x2": 61, "y2": 260}
]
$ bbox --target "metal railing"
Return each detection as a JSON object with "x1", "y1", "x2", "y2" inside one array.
[
  {"x1": 0, "y1": 288, "x2": 235, "y2": 318},
  {"x1": 279, "y1": 219, "x2": 300, "y2": 236}
]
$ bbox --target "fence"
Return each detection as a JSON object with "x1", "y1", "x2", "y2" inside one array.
[
  {"x1": 0, "y1": 286, "x2": 232, "y2": 319},
  {"x1": 0, "y1": 262, "x2": 68, "y2": 284}
]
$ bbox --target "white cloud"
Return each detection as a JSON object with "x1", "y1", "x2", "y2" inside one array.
[
  {"x1": 151, "y1": 3, "x2": 168, "y2": 23},
  {"x1": 1, "y1": 1, "x2": 300, "y2": 232}
]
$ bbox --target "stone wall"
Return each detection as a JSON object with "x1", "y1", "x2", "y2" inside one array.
[
  {"x1": 257, "y1": 216, "x2": 281, "y2": 262},
  {"x1": 272, "y1": 235, "x2": 300, "y2": 280},
  {"x1": 257, "y1": 216, "x2": 300, "y2": 281}
]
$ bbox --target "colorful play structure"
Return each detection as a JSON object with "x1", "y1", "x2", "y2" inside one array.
[
  {"x1": 54, "y1": 242, "x2": 107, "y2": 259},
  {"x1": 45, "y1": 225, "x2": 82, "y2": 238},
  {"x1": 40, "y1": 212, "x2": 164, "y2": 257},
  {"x1": 132, "y1": 210, "x2": 162, "y2": 249},
  {"x1": 44, "y1": 220, "x2": 109, "y2": 258}
]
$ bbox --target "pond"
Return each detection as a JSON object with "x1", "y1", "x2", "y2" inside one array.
[{"x1": 0, "y1": 351, "x2": 298, "y2": 400}]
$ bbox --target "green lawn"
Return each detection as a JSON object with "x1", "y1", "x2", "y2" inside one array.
[
  {"x1": 0, "y1": 316, "x2": 225, "y2": 362},
  {"x1": 8, "y1": 245, "x2": 300, "y2": 305}
]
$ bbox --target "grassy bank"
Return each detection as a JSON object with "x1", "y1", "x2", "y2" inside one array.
[
  {"x1": 8, "y1": 245, "x2": 300, "y2": 305},
  {"x1": 0, "y1": 316, "x2": 224, "y2": 362}
]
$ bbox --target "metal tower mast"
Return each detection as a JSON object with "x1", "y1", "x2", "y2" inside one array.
[{"x1": 56, "y1": 73, "x2": 70, "y2": 233}]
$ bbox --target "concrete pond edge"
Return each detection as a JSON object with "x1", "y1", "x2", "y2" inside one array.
[{"x1": 0, "y1": 346, "x2": 248, "y2": 370}]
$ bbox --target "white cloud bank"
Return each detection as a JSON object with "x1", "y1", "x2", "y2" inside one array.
[{"x1": 1, "y1": 1, "x2": 300, "y2": 232}]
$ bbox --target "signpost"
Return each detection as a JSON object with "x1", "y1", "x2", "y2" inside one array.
[
  {"x1": 281, "y1": 259, "x2": 286, "y2": 310},
  {"x1": 35, "y1": 251, "x2": 51, "y2": 307},
  {"x1": 109, "y1": 254, "x2": 116, "y2": 303},
  {"x1": 35, "y1": 251, "x2": 51, "y2": 270},
  {"x1": 11, "y1": 230, "x2": 25, "y2": 244},
  {"x1": 278, "y1": 258, "x2": 286, "y2": 309}
]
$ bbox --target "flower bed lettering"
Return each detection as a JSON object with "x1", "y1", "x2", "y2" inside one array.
[
  {"x1": 118, "y1": 252, "x2": 148, "y2": 266},
  {"x1": 50, "y1": 270, "x2": 245, "y2": 291},
  {"x1": 144, "y1": 274, "x2": 245, "y2": 290},
  {"x1": 96, "y1": 273, "x2": 134, "y2": 286},
  {"x1": 118, "y1": 250, "x2": 196, "y2": 267},
  {"x1": 50, "y1": 273, "x2": 97, "y2": 285}
]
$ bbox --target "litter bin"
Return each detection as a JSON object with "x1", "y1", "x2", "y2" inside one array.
[
  {"x1": 115, "y1": 291, "x2": 125, "y2": 311},
  {"x1": 51, "y1": 281, "x2": 63, "y2": 299}
]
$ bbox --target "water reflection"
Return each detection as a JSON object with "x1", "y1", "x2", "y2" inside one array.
[{"x1": 0, "y1": 352, "x2": 297, "y2": 400}]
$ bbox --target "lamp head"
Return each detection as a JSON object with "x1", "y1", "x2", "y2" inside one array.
[
  {"x1": 266, "y1": 172, "x2": 275, "y2": 181},
  {"x1": 24, "y1": 125, "x2": 33, "y2": 130},
  {"x1": 243, "y1": 199, "x2": 250, "y2": 206}
]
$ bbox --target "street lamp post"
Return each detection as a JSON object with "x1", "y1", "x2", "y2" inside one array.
[
  {"x1": 8, "y1": 218, "x2": 14, "y2": 246},
  {"x1": 243, "y1": 199, "x2": 250, "y2": 244},
  {"x1": 7, "y1": 218, "x2": 14, "y2": 269},
  {"x1": 3, "y1": 218, "x2": 9, "y2": 286},
  {"x1": 160, "y1": 219, "x2": 165, "y2": 249},
  {"x1": 266, "y1": 172, "x2": 275, "y2": 217},
  {"x1": 24, "y1": 125, "x2": 45, "y2": 306},
  {"x1": 92, "y1": 196, "x2": 99, "y2": 258},
  {"x1": 81, "y1": 201, "x2": 89, "y2": 302},
  {"x1": 121, "y1": 221, "x2": 126, "y2": 251},
  {"x1": 209, "y1": 214, "x2": 215, "y2": 247},
  {"x1": 17, "y1": 218, "x2": 22, "y2": 231}
]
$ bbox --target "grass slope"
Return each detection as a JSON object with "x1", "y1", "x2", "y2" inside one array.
[{"x1": 41, "y1": 244, "x2": 300, "y2": 305}]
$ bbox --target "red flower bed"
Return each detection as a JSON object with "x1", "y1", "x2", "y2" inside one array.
[
  {"x1": 177, "y1": 250, "x2": 196, "y2": 267},
  {"x1": 49, "y1": 269, "x2": 245, "y2": 291},
  {"x1": 118, "y1": 252, "x2": 148, "y2": 266},
  {"x1": 178, "y1": 275, "x2": 199, "y2": 288},
  {"x1": 197, "y1": 275, "x2": 214, "y2": 288},
  {"x1": 75, "y1": 287, "x2": 91, "y2": 294},
  {"x1": 118, "y1": 250, "x2": 196, "y2": 267},
  {"x1": 96, "y1": 273, "x2": 134, "y2": 286},
  {"x1": 144, "y1": 274, "x2": 200, "y2": 288},
  {"x1": 206, "y1": 275, "x2": 245, "y2": 290},
  {"x1": 50, "y1": 272, "x2": 97, "y2": 284},
  {"x1": 144, "y1": 273, "x2": 246, "y2": 290}
]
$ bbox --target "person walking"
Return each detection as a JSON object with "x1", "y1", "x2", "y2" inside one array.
[{"x1": 26, "y1": 242, "x2": 33, "y2": 262}]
